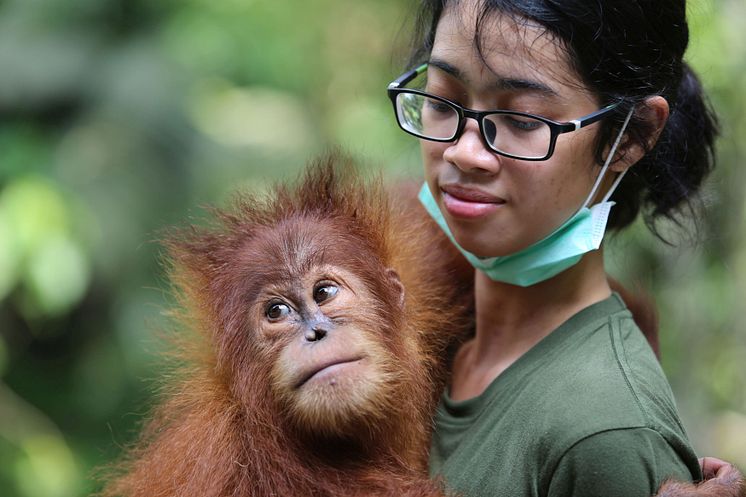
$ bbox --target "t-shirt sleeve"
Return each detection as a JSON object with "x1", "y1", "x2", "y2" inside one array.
[{"x1": 547, "y1": 427, "x2": 694, "y2": 497}]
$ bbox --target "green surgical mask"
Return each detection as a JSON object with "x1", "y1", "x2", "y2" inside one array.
[{"x1": 419, "y1": 108, "x2": 634, "y2": 287}]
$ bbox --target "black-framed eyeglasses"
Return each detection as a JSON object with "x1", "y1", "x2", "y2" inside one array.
[{"x1": 387, "y1": 63, "x2": 619, "y2": 161}]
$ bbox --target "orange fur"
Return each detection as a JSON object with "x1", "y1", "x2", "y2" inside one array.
[
  {"x1": 98, "y1": 152, "x2": 472, "y2": 497},
  {"x1": 658, "y1": 462, "x2": 745, "y2": 497}
]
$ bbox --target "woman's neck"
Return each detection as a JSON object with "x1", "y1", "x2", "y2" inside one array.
[{"x1": 450, "y1": 249, "x2": 611, "y2": 400}]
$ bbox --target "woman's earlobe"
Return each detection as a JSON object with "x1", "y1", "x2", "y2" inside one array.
[{"x1": 609, "y1": 96, "x2": 670, "y2": 172}]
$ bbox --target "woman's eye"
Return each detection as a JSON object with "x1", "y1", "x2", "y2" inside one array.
[
  {"x1": 425, "y1": 98, "x2": 454, "y2": 115},
  {"x1": 266, "y1": 302, "x2": 291, "y2": 321},
  {"x1": 506, "y1": 116, "x2": 543, "y2": 131},
  {"x1": 313, "y1": 284, "x2": 338, "y2": 304}
]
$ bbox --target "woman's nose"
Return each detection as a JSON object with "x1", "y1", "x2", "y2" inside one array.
[{"x1": 442, "y1": 118, "x2": 502, "y2": 175}]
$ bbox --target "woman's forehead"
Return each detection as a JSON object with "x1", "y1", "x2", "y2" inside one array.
[{"x1": 431, "y1": 3, "x2": 588, "y2": 98}]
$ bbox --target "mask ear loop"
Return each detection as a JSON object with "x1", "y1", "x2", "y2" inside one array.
[{"x1": 582, "y1": 107, "x2": 636, "y2": 208}]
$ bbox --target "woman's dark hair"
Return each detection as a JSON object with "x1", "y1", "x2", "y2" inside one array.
[{"x1": 407, "y1": 0, "x2": 718, "y2": 237}]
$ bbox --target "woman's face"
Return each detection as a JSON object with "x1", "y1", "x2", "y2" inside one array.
[{"x1": 423, "y1": 4, "x2": 606, "y2": 258}]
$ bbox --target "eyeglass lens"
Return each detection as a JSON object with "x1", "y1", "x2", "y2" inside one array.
[{"x1": 395, "y1": 92, "x2": 552, "y2": 160}]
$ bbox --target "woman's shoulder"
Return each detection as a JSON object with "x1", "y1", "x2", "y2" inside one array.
[{"x1": 532, "y1": 303, "x2": 689, "y2": 456}]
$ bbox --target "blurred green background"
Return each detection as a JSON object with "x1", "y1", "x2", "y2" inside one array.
[{"x1": 0, "y1": 0, "x2": 744, "y2": 495}]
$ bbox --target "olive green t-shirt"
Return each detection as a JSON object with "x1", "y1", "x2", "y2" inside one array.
[{"x1": 429, "y1": 294, "x2": 701, "y2": 497}]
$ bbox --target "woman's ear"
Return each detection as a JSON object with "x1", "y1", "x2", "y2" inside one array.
[{"x1": 610, "y1": 96, "x2": 670, "y2": 172}]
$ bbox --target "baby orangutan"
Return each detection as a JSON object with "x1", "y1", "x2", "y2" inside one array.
[
  {"x1": 100, "y1": 153, "x2": 743, "y2": 497},
  {"x1": 100, "y1": 153, "x2": 473, "y2": 497}
]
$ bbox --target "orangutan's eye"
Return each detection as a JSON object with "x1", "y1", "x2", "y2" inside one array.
[
  {"x1": 266, "y1": 302, "x2": 291, "y2": 321},
  {"x1": 313, "y1": 283, "x2": 338, "y2": 304}
]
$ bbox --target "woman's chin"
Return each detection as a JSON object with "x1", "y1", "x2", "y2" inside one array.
[{"x1": 448, "y1": 217, "x2": 554, "y2": 258}]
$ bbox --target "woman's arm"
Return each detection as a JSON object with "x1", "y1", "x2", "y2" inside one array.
[{"x1": 547, "y1": 428, "x2": 694, "y2": 497}]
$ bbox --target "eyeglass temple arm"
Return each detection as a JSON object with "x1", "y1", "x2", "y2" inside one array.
[
  {"x1": 568, "y1": 103, "x2": 620, "y2": 131},
  {"x1": 388, "y1": 63, "x2": 428, "y2": 89}
]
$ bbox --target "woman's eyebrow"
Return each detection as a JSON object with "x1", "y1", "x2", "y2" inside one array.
[
  {"x1": 428, "y1": 57, "x2": 558, "y2": 97},
  {"x1": 496, "y1": 76, "x2": 558, "y2": 97},
  {"x1": 428, "y1": 58, "x2": 465, "y2": 80}
]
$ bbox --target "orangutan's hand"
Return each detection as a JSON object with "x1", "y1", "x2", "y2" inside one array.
[{"x1": 656, "y1": 457, "x2": 744, "y2": 497}]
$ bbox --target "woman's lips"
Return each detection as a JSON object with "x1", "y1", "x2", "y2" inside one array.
[{"x1": 441, "y1": 185, "x2": 505, "y2": 219}]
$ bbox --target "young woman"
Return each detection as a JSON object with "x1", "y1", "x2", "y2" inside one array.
[{"x1": 387, "y1": 0, "x2": 721, "y2": 495}]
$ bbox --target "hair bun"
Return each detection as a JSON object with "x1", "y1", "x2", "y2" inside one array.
[{"x1": 637, "y1": 62, "x2": 718, "y2": 235}]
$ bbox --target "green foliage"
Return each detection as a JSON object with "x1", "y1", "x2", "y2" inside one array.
[{"x1": 0, "y1": 0, "x2": 744, "y2": 496}]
